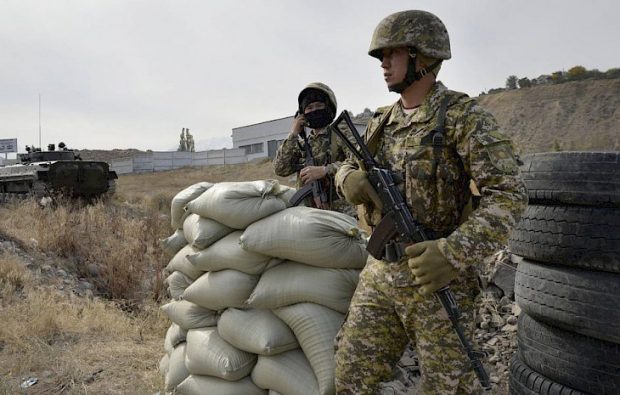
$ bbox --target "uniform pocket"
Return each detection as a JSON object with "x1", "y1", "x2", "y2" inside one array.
[
  {"x1": 474, "y1": 134, "x2": 519, "y2": 175},
  {"x1": 405, "y1": 159, "x2": 436, "y2": 227},
  {"x1": 405, "y1": 157, "x2": 464, "y2": 230}
]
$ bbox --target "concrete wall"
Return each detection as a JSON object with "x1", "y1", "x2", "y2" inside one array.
[
  {"x1": 110, "y1": 148, "x2": 247, "y2": 174},
  {"x1": 110, "y1": 158, "x2": 133, "y2": 175},
  {"x1": 107, "y1": 115, "x2": 369, "y2": 175}
]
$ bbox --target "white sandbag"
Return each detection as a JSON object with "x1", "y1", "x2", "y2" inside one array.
[
  {"x1": 183, "y1": 214, "x2": 234, "y2": 249},
  {"x1": 176, "y1": 375, "x2": 267, "y2": 395},
  {"x1": 161, "y1": 300, "x2": 218, "y2": 330},
  {"x1": 166, "y1": 343, "x2": 190, "y2": 391},
  {"x1": 187, "y1": 231, "x2": 271, "y2": 275},
  {"x1": 159, "y1": 353, "x2": 170, "y2": 375},
  {"x1": 185, "y1": 327, "x2": 257, "y2": 381},
  {"x1": 240, "y1": 206, "x2": 368, "y2": 268},
  {"x1": 218, "y1": 308, "x2": 298, "y2": 356},
  {"x1": 166, "y1": 245, "x2": 204, "y2": 281},
  {"x1": 164, "y1": 324, "x2": 187, "y2": 355},
  {"x1": 161, "y1": 229, "x2": 188, "y2": 256},
  {"x1": 274, "y1": 303, "x2": 344, "y2": 395},
  {"x1": 247, "y1": 261, "x2": 359, "y2": 313},
  {"x1": 186, "y1": 180, "x2": 287, "y2": 229},
  {"x1": 251, "y1": 349, "x2": 319, "y2": 395},
  {"x1": 183, "y1": 269, "x2": 259, "y2": 311},
  {"x1": 269, "y1": 391, "x2": 283, "y2": 395},
  {"x1": 264, "y1": 257, "x2": 285, "y2": 272},
  {"x1": 277, "y1": 185, "x2": 298, "y2": 208},
  {"x1": 165, "y1": 271, "x2": 193, "y2": 300},
  {"x1": 171, "y1": 182, "x2": 213, "y2": 229}
]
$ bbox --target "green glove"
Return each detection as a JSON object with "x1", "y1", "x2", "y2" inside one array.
[
  {"x1": 406, "y1": 240, "x2": 458, "y2": 296},
  {"x1": 342, "y1": 170, "x2": 383, "y2": 209}
]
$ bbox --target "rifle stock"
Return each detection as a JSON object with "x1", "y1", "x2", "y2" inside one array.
[
  {"x1": 288, "y1": 183, "x2": 314, "y2": 207},
  {"x1": 366, "y1": 213, "x2": 398, "y2": 258}
]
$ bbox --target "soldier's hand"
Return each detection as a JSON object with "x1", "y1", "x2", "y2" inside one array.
[
  {"x1": 406, "y1": 240, "x2": 458, "y2": 296},
  {"x1": 290, "y1": 113, "x2": 306, "y2": 137},
  {"x1": 300, "y1": 166, "x2": 327, "y2": 184},
  {"x1": 342, "y1": 170, "x2": 383, "y2": 210}
]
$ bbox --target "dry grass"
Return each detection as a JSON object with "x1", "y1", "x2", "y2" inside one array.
[
  {"x1": 0, "y1": 286, "x2": 168, "y2": 394},
  {"x1": 116, "y1": 158, "x2": 293, "y2": 207},
  {"x1": 0, "y1": 161, "x2": 291, "y2": 394},
  {"x1": 0, "y1": 251, "x2": 33, "y2": 303},
  {"x1": 0, "y1": 198, "x2": 169, "y2": 301}
]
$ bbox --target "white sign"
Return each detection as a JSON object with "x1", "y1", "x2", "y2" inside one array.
[{"x1": 0, "y1": 138, "x2": 17, "y2": 153}]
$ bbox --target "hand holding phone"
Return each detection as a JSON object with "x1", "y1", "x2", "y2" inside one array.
[{"x1": 290, "y1": 111, "x2": 306, "y2": 137}]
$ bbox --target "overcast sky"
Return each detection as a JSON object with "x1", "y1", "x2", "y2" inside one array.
[{"x1": 1, "y1": 0, "x2": 619, "y2": 153}]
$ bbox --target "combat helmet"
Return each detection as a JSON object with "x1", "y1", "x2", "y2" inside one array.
[
  {"x1": 297, "y1": 82, "x2": 337, "y2": 117},
  {"x1": 369, "y1": 10, "x2": 450, "y2": 92}
]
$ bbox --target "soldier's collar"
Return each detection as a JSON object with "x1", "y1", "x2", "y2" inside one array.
[
  {"x1": 387, "y1": 82, "x2": 447, "y2": 125},
  {"x1": 310, "y1": 127, "x2": 328, "y2": 137}
]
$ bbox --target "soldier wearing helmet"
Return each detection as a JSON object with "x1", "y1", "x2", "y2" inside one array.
[
  {"x1": 334, "y1": 10, "x2": 527, "y2": 393},
  {"x1": 273, "y1": 83, "x2": 355, "y2": 215}
]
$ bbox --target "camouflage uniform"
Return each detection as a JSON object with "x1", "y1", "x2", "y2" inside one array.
[
  {"x1": 273, "y1": 125, "x2": 357, "y2": 217},
  {"x1": 334, "y1": 82, "x2": 528, "y2": 394}
]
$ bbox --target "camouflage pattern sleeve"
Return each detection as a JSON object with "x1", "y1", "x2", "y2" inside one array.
[
  {"x1": 437, "y1": 102, "x2": 528, "y2": 271},
  {"x1": 272, "y1": 134, "x2": 302, "y2": 177},
  {"x1": 334, "y1": 157, "x2": 360, "y2": 199}
]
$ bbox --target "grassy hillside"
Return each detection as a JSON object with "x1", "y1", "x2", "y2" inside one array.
[{"x1": 477, "y1": 78, "x2": 620, "y2": 153}]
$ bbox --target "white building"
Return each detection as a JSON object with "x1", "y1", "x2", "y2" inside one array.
[{"x1": 232, "y1": 115, "x2": 367, "y2": 161}]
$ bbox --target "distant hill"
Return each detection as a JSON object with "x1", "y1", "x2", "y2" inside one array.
[{"x1": 477, "y1": 78, "x2": 620, "y2": 153}]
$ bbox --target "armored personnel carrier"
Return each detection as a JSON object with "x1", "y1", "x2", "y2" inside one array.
[{"x1": 0, "y1": 142, "x2": 117, "y2": 202}]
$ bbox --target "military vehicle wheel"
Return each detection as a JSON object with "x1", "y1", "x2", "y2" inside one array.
[
  {"x1": 508, "y1": 204, "x2": 620, "y2": 272},
  {"x1": 515, "y1": 259, "x2": 620, "y2": 344},
  {"x1": 517, "y1": 313, "x2": 620, "y2": 395},
  {"x1": 509, "y1": 354, "x2": 584, "y2": 395},
  {"x1": 520, "y1": 151, "x2": 620, "y2": 207}
]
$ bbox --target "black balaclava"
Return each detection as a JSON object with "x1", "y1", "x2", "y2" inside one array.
[{"x1": 300, "y1": 90, "x2": 335, "y2": 129}]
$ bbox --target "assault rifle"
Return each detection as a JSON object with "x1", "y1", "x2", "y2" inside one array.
[
  {"x1": 330, "y1": 110, "x2": 491, "y2": 391},
  {"x1": 288, "y1": 128, "x2": 329, "y2": 208}
]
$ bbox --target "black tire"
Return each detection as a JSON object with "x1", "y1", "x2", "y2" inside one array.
[
  {"x1": 515, "y1": 259, "x2": 620, "y2": 344},
  {"x1": 520, "y1": 151, "x2": 620, "y2": 207},
  {"x1": 509, "y1": 205, "x2": 620, "y2": 272},
  {"x1": 509, "y1": 354, "x2": 585, "y2": 395},
  {"x1": 517, "y1": 313, "x2": 620, "y2": 395}
]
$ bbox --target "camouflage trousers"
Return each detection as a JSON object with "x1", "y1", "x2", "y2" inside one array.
[{"x1": 334, "y1": 256, "x2": 482, "y2": 395}]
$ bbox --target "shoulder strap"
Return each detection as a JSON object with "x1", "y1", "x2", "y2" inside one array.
[
  {"x1": 365, "y1": 106, "x2": 394, "y2": 156},
  {"x1": 420, "y1": 95, "x2": 450, "y2": 175}
]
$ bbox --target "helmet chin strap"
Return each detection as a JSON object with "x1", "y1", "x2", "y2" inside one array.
[{"x1": 389, "y1": 48, "x2": 442, "y2": 93}]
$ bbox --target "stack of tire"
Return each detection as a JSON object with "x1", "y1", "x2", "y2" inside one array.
[{"x1": 507, "y1": 152, "x2": 620, "y2": 394}]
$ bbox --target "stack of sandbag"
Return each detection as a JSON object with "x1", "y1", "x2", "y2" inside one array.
[
  {"x1": 240, "y1": 206, "x2": 367, "y2": 395},
  {"x1": 159, "y1": 180, "x2": 292, "y2": 394},
  {"x1": 158, "y1": 181, "x2": 369, "y2": 395}
]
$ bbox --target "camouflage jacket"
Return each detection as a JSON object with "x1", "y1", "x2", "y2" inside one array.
[
  {"x1": 335, "y1": 82, "x2": 528, "y2": 270},
  {"x1": 273, "y1": 126, "x2": 355, "y2": 215}
]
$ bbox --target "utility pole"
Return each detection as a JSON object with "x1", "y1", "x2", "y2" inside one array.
[{"x1": 38, "y1": 94, "x2": 42, "y2": 149}]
